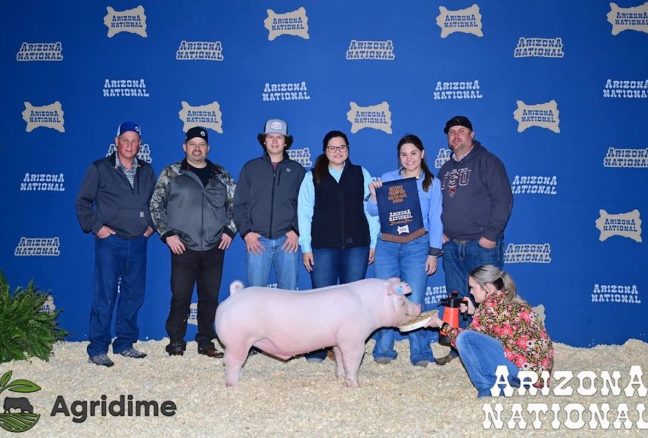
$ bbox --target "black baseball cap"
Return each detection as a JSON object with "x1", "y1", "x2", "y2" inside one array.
[{"x1": 443, "y1": 115, "x2": 473, "y2": 134}]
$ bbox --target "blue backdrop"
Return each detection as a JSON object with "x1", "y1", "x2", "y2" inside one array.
[{"x1": 1, "y1": 1, "x2": 647, "y2": 347}]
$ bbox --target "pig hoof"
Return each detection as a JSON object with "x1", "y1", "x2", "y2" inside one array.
[{"x1": 345, "y1": 380, "x2": 359, "y2": 388}]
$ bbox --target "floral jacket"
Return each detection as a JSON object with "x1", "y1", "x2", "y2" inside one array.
[{"x1": 445, "y1": 290, "x2": 554, "y2": 378}]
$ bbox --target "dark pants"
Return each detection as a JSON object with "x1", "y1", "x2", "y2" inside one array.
[
  {"x1": 88, "y1": 235, "x2": 148, "y2": 357},
  {"x1": 166, "y1": 245, "x2": 224, "y2": 350}
]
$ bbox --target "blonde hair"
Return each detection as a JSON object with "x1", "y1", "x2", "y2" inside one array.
[{"x1": 469, "y1": 264, "x2": 526, "y2": 304}]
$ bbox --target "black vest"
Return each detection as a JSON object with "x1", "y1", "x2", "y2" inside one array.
[{"x1": 311, "y1": 162, "x2": 370, "y2": 249}]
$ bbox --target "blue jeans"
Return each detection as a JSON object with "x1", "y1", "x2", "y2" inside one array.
[
  {"x1": 310, "y1": 246, "x2": 369, "y2": 287},
  {"x1": 456, "y1": 331, "x2": 520, "y2": 398},
  {"x1": 372, "y1": 235, "x2": 434, "y2": 364},
  {"x1": 246, "y1": 235, "x2": 299, "y2": 289},
  {"x1": 88, "y1": 235, "x2": 148, "y2": 357},
  {"x1": 442, "y1": 237, "x2": 504, "y2": 336},
  {"x1": 442, "y1": 237, "x2": 504, "y2": 298},
  {"x1": 307, "y1": 246, "x2": 369, "y2": 360}
]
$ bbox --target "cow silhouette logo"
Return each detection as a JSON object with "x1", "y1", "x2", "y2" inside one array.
[{"x1": 0, "y1": 371, "x2": 41, "y2": 433}]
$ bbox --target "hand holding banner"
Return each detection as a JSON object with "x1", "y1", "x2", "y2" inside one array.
[{"x1": 376, "y1": 177, "x2": 425, "y2": 243}]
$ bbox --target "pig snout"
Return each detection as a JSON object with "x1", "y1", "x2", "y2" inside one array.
[{"x1": 397, "y1": 299, "x2": 421, "y2": 326}]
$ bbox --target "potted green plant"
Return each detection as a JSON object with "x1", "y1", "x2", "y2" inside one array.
[{"x1": 0, "y1": 273, "x2": 67, "y2": 363}]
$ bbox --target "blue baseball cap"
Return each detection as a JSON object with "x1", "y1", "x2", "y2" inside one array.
[{"x1": 117, "y1": 121, "x2": 141, "y2": 137}]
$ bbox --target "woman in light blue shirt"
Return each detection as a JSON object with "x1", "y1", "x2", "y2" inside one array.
[
  {"x1": 367, "y1": 134, "x2": 443, "y2": 367},
  {"x1": 297, "y1": 130, "x2": 379, "y2": 362}
]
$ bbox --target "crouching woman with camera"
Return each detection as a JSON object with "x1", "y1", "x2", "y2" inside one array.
[{"x1": 427, "y1": 264, "x2": 554, "y2": 398}]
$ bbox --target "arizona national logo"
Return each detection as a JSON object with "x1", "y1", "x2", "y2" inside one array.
[{"x1": 0, "y1": 371, "x2": 41, "y2": 433}]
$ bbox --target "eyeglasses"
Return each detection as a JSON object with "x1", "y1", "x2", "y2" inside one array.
[{"x1": 326, "y1": 145, "x2": 348, "y2": 152}]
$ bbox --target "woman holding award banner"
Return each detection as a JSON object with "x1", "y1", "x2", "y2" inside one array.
[
  {"x1": 368, "y1": 134, "x2": 443, "y2": 367},
  {"x1": 297, "y1": 130, "x2": 380, "y2": 362}
]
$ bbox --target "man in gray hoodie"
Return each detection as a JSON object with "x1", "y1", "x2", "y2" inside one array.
[{"x1": 436, "y1": 115, "x2": 513, "y2": 364}]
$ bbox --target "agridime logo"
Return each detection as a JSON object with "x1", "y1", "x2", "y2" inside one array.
[{"x1": 0, "y1": 371, "x2": 41, "y2": 433}]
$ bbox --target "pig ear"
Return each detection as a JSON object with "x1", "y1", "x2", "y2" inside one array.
[
  {"x1": 387, "y1": 281, "x2": 413, "y2": 296},
  {"x1": 386, "y1": 277, "x2": 401, "y2": 285},
  {"x1": 387, "y1": 282, "x2": 407, "y2": 296}
]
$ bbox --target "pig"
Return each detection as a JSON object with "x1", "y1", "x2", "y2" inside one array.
[{"x1": 214, "y1": 277, "x2": 421, "y2": 388}]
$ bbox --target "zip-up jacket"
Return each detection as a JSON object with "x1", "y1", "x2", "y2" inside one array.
[
  {"x1": 150, "y1": 159, "x2": 237, "y2": 251},
  {"x1": 233, "y1": 153, "x2": 305, "y2": 239},
  {"x1": 75, "y1": 152, "x2": 156, "y2": 238}
]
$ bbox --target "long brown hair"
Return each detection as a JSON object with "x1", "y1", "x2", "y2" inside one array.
[
  {"x1": 397, "y1": 134, "x2": 434, "y2": 192},
  {"x1": 313, "y1": 130, "x2": 349, "y2": 184}
]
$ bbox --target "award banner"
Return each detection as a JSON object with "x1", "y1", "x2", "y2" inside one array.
[{"x1": 376, "y1": 178, "x2": 425, "y2": 243}]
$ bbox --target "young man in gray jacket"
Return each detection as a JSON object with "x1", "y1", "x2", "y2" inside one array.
[
  {"x1": 75, "y1": 121, "x2": 156, "y2": 367},
  {"x1": 150, "y1": 126, "x2": 236, "y2": 358},
  {"x1": 233, "y1": 119, "x2": 305, "y2": 289}
]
